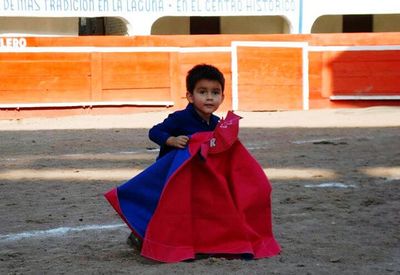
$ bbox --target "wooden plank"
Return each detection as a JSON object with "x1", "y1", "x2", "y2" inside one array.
[
  {"x1": 102, "y1": 52, "x2": 171, "y2": 89},
  {"x1": 0, "y1": 52, "x2": 93, "y2": 104},
  {"x1": 238, "y1": 47, "x2": 302, "y2": 86},
  {"x1": 237, "y1": 47, "x2": 303, "y2": 110},
  {"x1": 310, "y1": 33, "x2": 400, "y2": 46},
  {"x1": 331, "y1": 61, "x2": 400, "y2": 77},
  {"x1": 102, "y1": 52, "x2": 170, "y2": 70},
  {"x1": 101, "y1": 88, "x2": 171, "y2": 101},
  {"x1": 0, "y1": 61, "x2": 91, "y2": 75},
  {"x1": 0, "y1": 88, "x2": 91, "y2": 103},
  {"x1": 103, "y1": 72, "x2": 170, "y2": 89},
  {"x1": 308, "y1": 52, "x2": 323, "y2": 100},
  {"x1": 0, "y1": 52, "x2": 91, "y2": 61},
  {"x1": 0, "y1": 75, "x2": 91, "y2": 91},
  {"x1": 330, "y1": 95, "x2": 400, "y2": 100},
  {"x1": 91, "y1": 53, "x2": 103, "y2": 101},
  {"x1": 238, "y1": 85, "x2": 303, "y2": 110},
  {"x1": 330, "y1": 75, "x2": 400, "y2": 94},
  {"x1": 238, "y1": 47, "x2": 303, "y2": 61},
  {"x1": 321, "y1": 51, "x2": 400, "y2": 95},
  {"x1": 169, "y1": 52, "x2": 186, "y2": 109},
  {"x1": 21, "y1": 33, "x2": 400, "y2": 48},
  {"x1": 24, "y1": 34, "x2": 310, "y2": 47}
]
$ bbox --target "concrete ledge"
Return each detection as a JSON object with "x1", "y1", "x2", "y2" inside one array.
[
  {"x1": 330, "y1": 95, "x2": 400, "y2": 100},
  {"x1": 0, "y1": 101, "x2": 175, "y2": 109}
]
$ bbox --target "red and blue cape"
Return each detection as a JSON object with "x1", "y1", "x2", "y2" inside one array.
[{"x1": 104, "y1": 111, "x2": 281, "y2": 262}]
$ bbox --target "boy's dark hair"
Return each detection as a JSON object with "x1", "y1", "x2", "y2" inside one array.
[{"x1": 186, "y1": 64, "x2": 225, "y2": 94}]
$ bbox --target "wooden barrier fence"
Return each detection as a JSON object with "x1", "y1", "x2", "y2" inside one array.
[{"x1": 1, "y1": 33, "x2": 400, "y2": 118}]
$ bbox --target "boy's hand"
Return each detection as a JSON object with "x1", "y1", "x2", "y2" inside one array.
[{"x1": 166, "y1": 136, "x2": 189, "y2": 148}]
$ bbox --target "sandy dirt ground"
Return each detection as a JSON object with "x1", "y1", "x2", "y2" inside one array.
[{"x1": 0, "y1": 107, "x2": 399, "y2": 274}]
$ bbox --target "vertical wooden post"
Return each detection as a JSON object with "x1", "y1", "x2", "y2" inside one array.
[
  {"x1": 169, "y1": 52, "x2": 187, "y2": 110},
  {"x1": 91, "y1": 52, "x2": 103, "y2": 101},
  {"x1": 321, "y1": 52, "x2": 333, "y2": 98}
]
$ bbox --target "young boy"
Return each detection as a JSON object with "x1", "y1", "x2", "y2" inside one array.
[
  {"x1": 112, "y1": 63, "x2": 281, "y2": 260},
  {"x1": 149, "y1": 64, "x2": 225, "y2": 159},
  {"x1": 127, "y1": 64, "x2": 225, "y2": 249}
]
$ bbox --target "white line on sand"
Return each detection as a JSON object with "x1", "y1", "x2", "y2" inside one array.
[
  {"x1": 0, "y1": 223, "x2": 125, "y2": 242},
  {"x1": 304, "y1": 182, "x2": 357, "y2": 188},
  {"x1": 292, "y1": 137, "x2": 346, "y2": 144}
]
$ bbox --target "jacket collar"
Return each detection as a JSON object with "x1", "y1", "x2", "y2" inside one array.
[{"x1": 186, "y1": 103, "x2": 219, "y2": 125}]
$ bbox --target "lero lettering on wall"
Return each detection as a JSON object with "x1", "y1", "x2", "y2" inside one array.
[{"x1": 0, "y1": 37, "x2": 27, "y2": 47}]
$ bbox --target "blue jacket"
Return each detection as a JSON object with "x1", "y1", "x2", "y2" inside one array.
[{"x1": 149, "y1": 103, "x2": 220, "y2": 159}]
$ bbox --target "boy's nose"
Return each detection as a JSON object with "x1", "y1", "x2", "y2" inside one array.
[{"x1": 206, "y1": 92, "x2": 214, "y2": 98}]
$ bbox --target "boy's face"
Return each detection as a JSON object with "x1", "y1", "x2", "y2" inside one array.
[{"x1": 186, "y1": 79, "x2": 224, "y2": 120}]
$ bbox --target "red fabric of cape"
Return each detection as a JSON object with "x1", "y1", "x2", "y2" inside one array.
[{"x1": 141, "y1": 112, "x2": 281, "y2": 262}]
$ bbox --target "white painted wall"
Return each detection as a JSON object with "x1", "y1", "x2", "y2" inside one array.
[
  {"x1": 0, "y1": 0, "x2": 300, "y2": 35},
  {"x1": 0, "y1": 17, "x2": 77, "y2": 36},
  {"x1": 221, "y1": 16, "x2": 289, "y2": 34},
  {"x1": 310, "y1": 13, "x2": 400, "y2": 33},
  {"x1": 1, "y1": 0, "x2": 400, "y2": 36},
  {"x1": 302, "y1": 0, "x2": 400, "y2": 33}
]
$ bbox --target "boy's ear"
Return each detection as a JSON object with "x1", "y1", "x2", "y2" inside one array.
[{"x1": 186, "y1": 92, "x2": 194, "y2": 103}]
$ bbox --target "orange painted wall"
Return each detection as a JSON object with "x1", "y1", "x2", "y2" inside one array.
[
  {"x1": 0, "y1": 53, "x2": 92, "y2": 103},
  {"x1": 237, "y1": 46, "x2": 303, "y2": 111},
  {"x1": 322, "y1": 50, "x2": 400, "y2": 95},
  {"x1": 1, "y1": 33, "x2": 400, "y2": 119},
  {"x1": 101, "y1": 52, "x2": 172, "y2": 101}
]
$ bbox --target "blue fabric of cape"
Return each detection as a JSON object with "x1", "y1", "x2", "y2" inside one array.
[{"x1": 104, "y1": 111, "x2": 281, "y2": 262}]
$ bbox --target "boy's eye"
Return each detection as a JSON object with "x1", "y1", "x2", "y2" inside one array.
[{"x1": 212, "y1": 90, "x2": 221, "y2": 95}]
